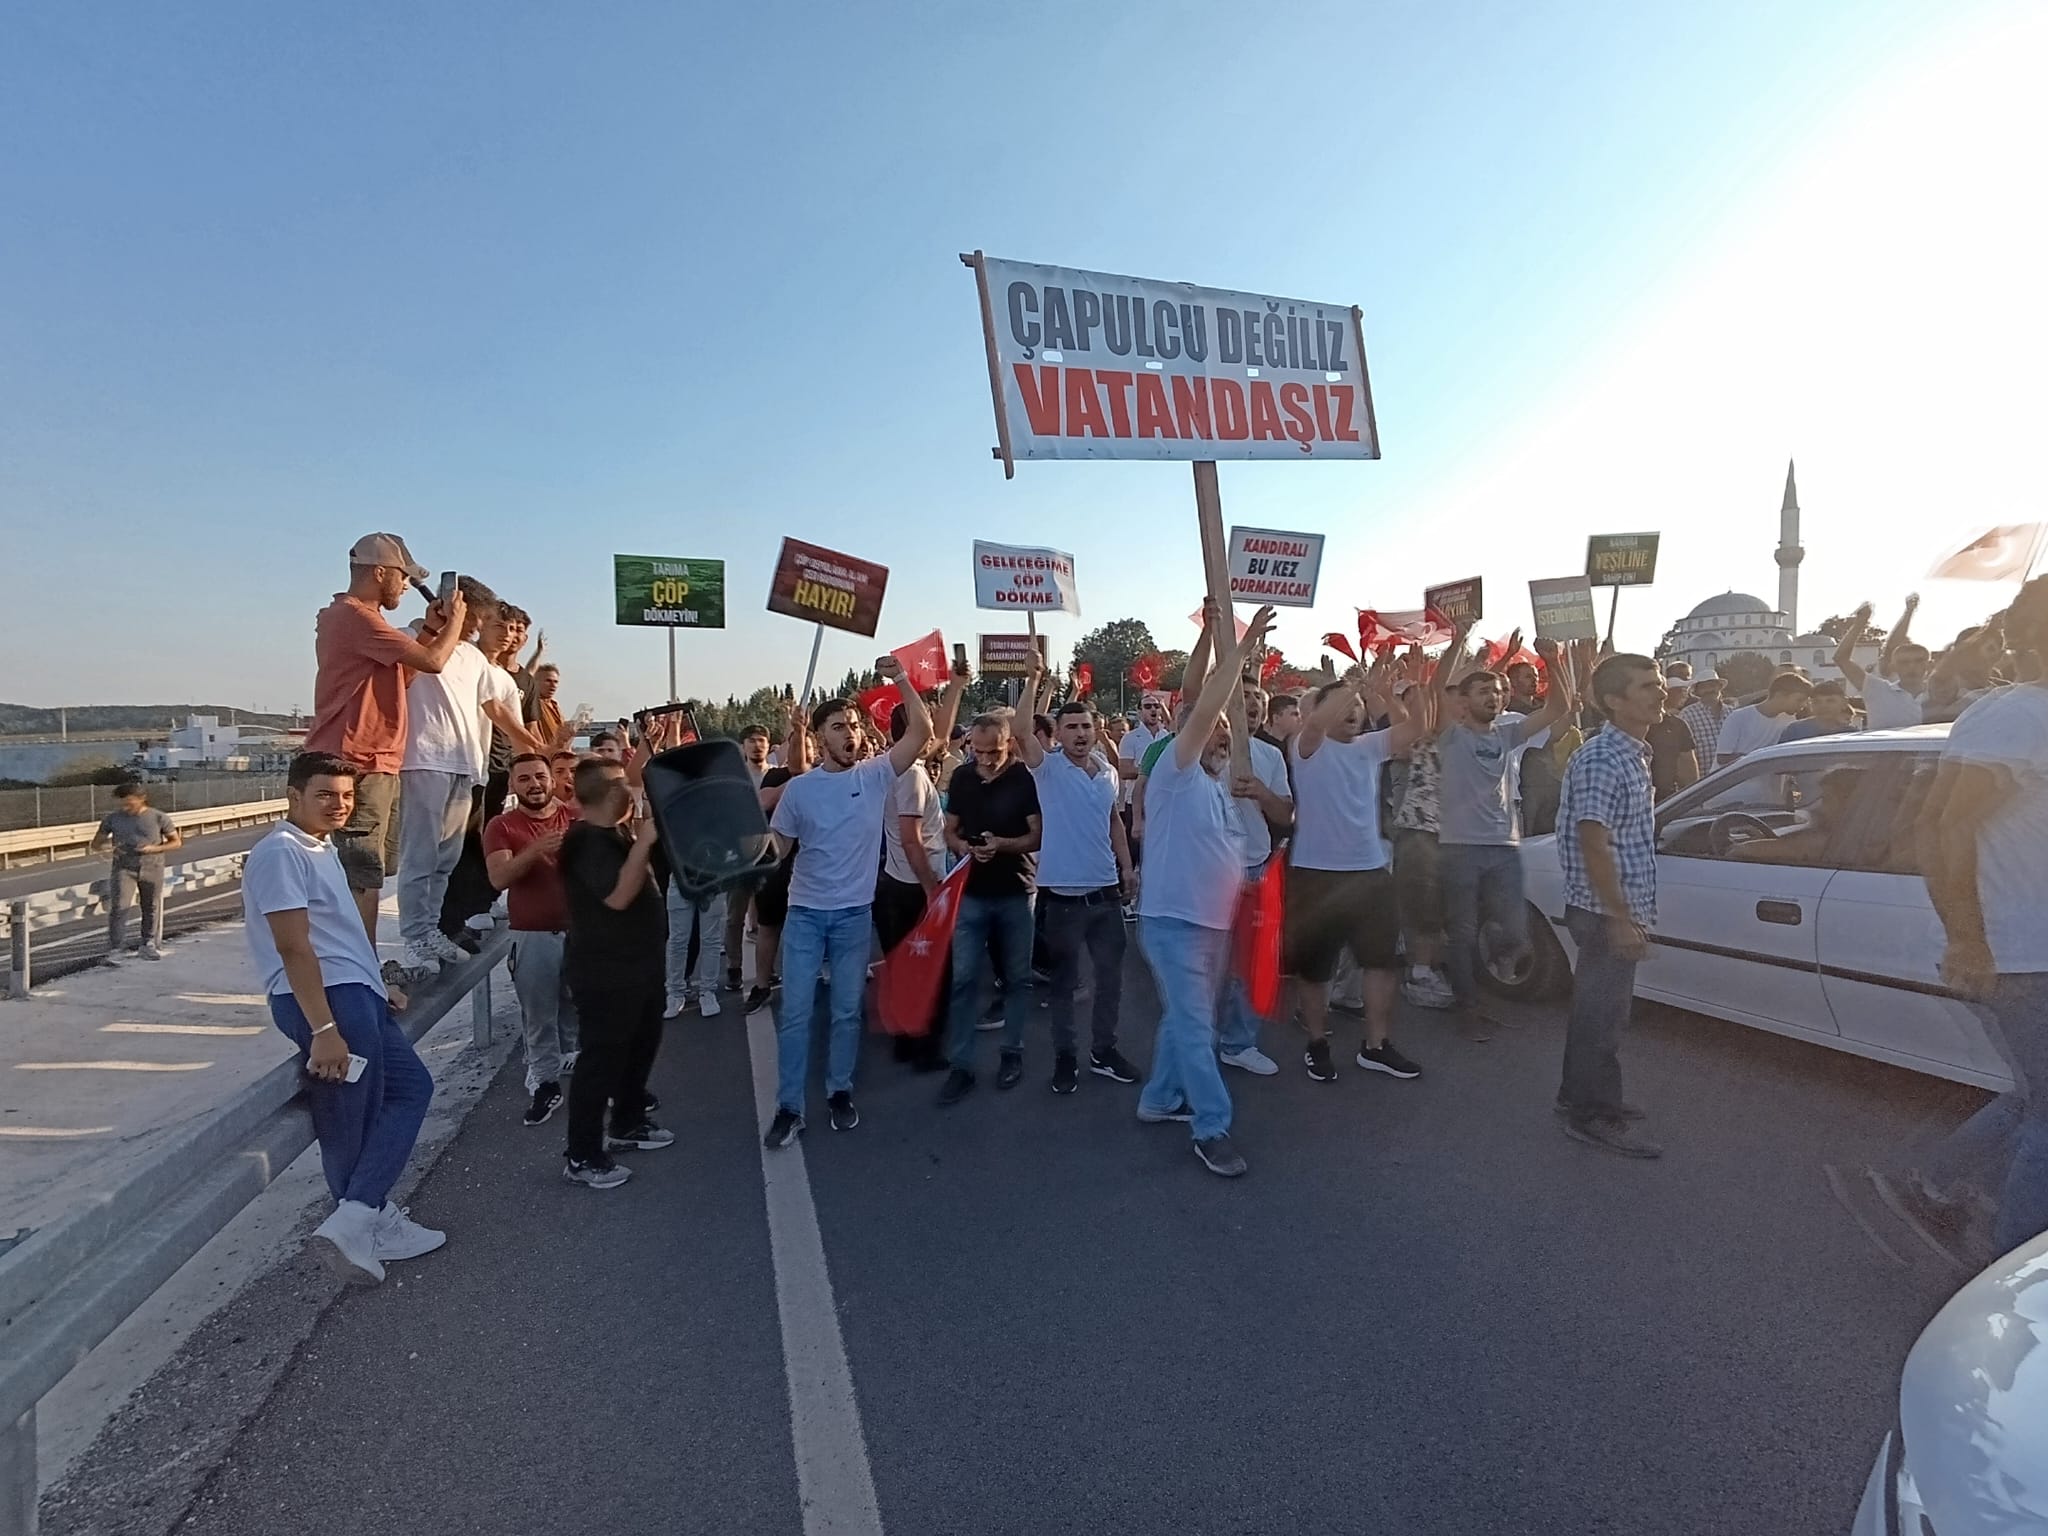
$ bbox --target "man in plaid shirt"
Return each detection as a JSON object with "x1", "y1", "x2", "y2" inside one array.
[
  {"x1": 1556, "y1": 653, "x2": 1669, "y2": 1158},
  {"x1": 1678, "y1": 673, "x2": 1730, "y2": 770}
]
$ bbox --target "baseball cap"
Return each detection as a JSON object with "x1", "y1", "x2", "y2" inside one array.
[{"x1": 348, "y1": 533, "x2": 429, "y2": 583}]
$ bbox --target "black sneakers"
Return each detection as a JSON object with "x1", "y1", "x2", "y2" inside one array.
[
  {"x1": 522, "y1": 1081, "x2": 563, "y2": 1126},
  {"x1": 937, "y1": 1068, "x2": 976, "y2": 1106},
  {"x1": 1357, "y1": 1041, "x2": 1422, "y2": 1080},
  {"x1": 827, "y1": 1091, "x2": 859, "y2": 1132},
  {"x1": 763, "y1": 1108, "x2": 805, "y2": 1149},
  {"x1": 563, "y1": 1155, "x2": 630, "y2": 1190},
  {"x1": 1051, "y1": 1051, "x2": 1078, "y2": 1095},
  {"x1": 725, "y1": 967, "x2": 743, "y2": 992},
  {"x1": 606, "y1": 1120, "x2": 676, "y2": 1151},
  {"x1": 996, "y1": 1050, "x2": 1024, "y2": 1090},
  {"x1": 745, "y1": 985, "x2": 774, "y2": 1015},
  {"x1": 1304, "y1": 1038, "x2": 1337, "y2": 1082},
  {"x1": 1194, "y1": 1135, "x2": 1247, "y2": 1177},
  {"x1": 1136, "y1": 1100, "x2": 1194, "y2": 1124},
  {"x1": 1089, "y1": 1048, "x2": 1138, "y2": 1083}
]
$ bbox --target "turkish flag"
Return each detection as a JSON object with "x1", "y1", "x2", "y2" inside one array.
[
  {"x1": 1232, "y1": 859, "x2": 1287, "y2": 1019},
  {"x1": 1928, "y1": 525, "x2": 2046, "y2": 582},
  {"x1": 1189, "y1": 604, "x2": 1252, "y2": 643},
  {"x1": 1259, "y1": 649, "x2": 1284, "y2": 683},
  {"x1": 1322, "y1": 632, "x2": 1358, "y2": 662},
  {"x1": 890, "y1": 629, "x2": 948, "y2": 693},
  {"x1": 1130, "y1": 654, "x2": 1162, "y2": 689},
  {"x1": 873, "y1": 861, "x2": 971, "y2": 1035},
  {"x1": 857, "y1": 684, "x2": 896, "y2": 736},
  {"x1": 1073, "y1": 661, "x2": 1094, "y2": 697}
]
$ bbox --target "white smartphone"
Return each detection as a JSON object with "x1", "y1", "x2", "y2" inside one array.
[{"x1": 310, "y1": 1054, "x2": 368, "y2": 1083}]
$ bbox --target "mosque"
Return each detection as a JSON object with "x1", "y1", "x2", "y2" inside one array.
[{"x1": 1658, "y1": 461, "x2": 1880, "y2": 685}]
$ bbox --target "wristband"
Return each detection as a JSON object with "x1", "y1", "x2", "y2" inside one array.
[{"x1": 310, "y1": 1022, "x2": 338, "y2": 1038}]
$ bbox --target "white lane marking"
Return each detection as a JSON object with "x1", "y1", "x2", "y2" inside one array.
[{"x1": 746, "y1": 1009, "x2": 885, "y2": 1536}]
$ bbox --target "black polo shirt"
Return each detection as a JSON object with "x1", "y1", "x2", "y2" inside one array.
[
  {"x1": 561, "y1": 821, "x2": 666, "y2": 989},
  {"x1": 945, "y1": 759, "x2": 1041, "y2": 899}
]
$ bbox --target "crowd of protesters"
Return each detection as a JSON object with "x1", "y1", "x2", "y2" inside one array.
[{"x1": 240, "y1": 531, "x2": 2045, "y2": 1287}]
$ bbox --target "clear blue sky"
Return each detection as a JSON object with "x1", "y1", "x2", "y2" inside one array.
[{"x1": 4, "y1": 0, "x2": 2035, "y2": 715}]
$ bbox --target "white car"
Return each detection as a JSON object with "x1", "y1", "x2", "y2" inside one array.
[
  {"x1": 1498, "y1": 725, "x2": 2011, "y2": 1092},
  {"x1": 1848, "y1": 1226, "x2": 2048, "y2": 1534}
]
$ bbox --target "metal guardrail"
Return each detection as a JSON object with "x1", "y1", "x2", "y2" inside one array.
[
  {"x1": 0, "y1": 928, "x2": 511, "y2": 1535},
  {"x1": 4, "y1": 853, "x2": 252, "y2": 998},
  {"x1": 0, "y1": 799, "x2": 287, "y2": 870}
]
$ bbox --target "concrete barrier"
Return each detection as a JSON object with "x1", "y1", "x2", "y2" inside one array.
[{"x1": 0, "y1": 801, "x2": 286, "y2": 871}]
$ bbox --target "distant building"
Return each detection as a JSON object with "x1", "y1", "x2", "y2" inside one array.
[
  {"x1": 142, "y1": 715, "x2": 301, "y2": 772},
  {"x1": 1660, "y1": 460, "x2": 1878, "y2": 687}
]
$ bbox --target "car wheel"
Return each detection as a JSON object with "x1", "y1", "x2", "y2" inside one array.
[{"x1": 1478, "y1": 904, "x2": 1567, "y2": 1003}]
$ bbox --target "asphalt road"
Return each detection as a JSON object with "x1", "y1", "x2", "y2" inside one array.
[
  {"x1": 4, "y1": 823, "x2": 276, "y2": 977},
  {"x1": 83, "y1": 952, "x2": 1984, "y2": 1536}
]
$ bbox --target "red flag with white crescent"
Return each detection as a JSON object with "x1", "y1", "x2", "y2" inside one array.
[
  {"x1": 1073, "y1": 661, "x2": 1094, "y2": 697},
  {"x1": 1232, "y1": 859, "x2": 1287, "y2": 1018},
  {"x1": 889, "y1": 628, "x2": 948, "y2": 693},
  {"x1": 1928, "y1": 525, "x2": 2046, "y2": 582},
  {"x1": 873, "y1": 860, "x2": 971, "y2": 1036},
  {"x1": 856, "y1": 685, "x2": 896, "y2": 736}
]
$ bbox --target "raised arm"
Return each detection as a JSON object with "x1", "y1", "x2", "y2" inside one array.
[
  {"x1": 1834, "y1": 603, "x2": 1873, "y2": 691},
  {"x1": 390, "y1": 591, "x2": 469, "y2": 675},
  {"x1": 1018, "y1": 652, "x2": 1049, "y2": 769},
  {"x1": 1175, "y1": 606, "x2": 1275, "y2": 771},
  {"x1": 1180, "y1": 598, "x2": 1222, "y2": 704},
  {"x1": 1525, "y1": 637, "x2": 1579, "y2": 738},
  {"x1": 880, "y1": 655, "x2": 932, "y2": 775},
  {"x1": 1879, "y1": 594, "x2": 1919, "y2": 680}
]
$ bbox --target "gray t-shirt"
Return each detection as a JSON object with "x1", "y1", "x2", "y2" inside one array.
[
  {"x1": 98, "y1": 807, "x2": 178, "y2": 874},
  {"x1": 1437, "y1": 717, "x2": 1537, "y2": 846}
]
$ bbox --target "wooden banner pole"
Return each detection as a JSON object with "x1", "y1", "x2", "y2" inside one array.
[
  {"x1": 1603, "y1": 585, "x2": 1621, "y2": 654},
  {"x1": 667, "y1": 628, "x2": 678, "y2": 705},
  {"x1": 799, "y1": 621, "x2": 825, "y2": 703},
  {"x1": 1193, "y1": 460, "x2": 1251, "y2": 781}
]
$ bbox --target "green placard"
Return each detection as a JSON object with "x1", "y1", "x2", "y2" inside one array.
[{"x1": 613, "y1": 555, "x2": 726, "y2": 628}]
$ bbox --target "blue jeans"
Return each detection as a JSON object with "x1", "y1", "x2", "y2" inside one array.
[
  {"x1": 1560, "y1": 906, "x2": 1637, "y2": 1119},
  {"x1": 1920, "y1": 972, "x2": 2048, "y2": 1253},
  {"x1": 1441, "y1": 843, "x2": 1528, "y2": 1012},
  {"x1": 1137, "y1": 916, "x2": 1233, "y2": 1141},
  {"x1": 776, "y1": 904, "x2": 870, "y2": 1114},
  {"x1": 1218, "y1": 861, "x2": 1267, "y2": 1057},
  {"x1": 269, "y1": 982, "x2": 433, "y2": 1209},
  {"x1": 945, "y1": 892, "x2": 1034, "y2": 1071}
]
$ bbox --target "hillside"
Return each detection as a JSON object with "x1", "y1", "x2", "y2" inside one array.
[{"x1": 0, "y1": 703, "x2": 298, "y2": 737}]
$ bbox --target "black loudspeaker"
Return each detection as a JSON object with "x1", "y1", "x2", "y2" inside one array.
[{"x1": 641, "y1": 740, "x2": 774, "y2": 902}]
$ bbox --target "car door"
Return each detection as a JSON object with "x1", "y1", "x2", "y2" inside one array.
[
  {"x1": 1642, "y1": 750, "x2": 1843, "y2": 1039},
  {"x1": 1814, "y1": 752, "x2": 2013, "y2": 1089}
]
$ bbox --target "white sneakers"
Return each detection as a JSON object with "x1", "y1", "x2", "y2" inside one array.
[
  {"x1": 1220, "y1": 1046, "x2": 1280, "y2": 1076},
  {"x1": 313, "y1": 1199, "x2": 446, "y2": 1285},
  {"x1": 424, "y1": 931, "x2": 468, "y2": 966},
  {"x1": 1402, "y1": 968, "x2": 1456, "y2": 1011},
  {"x1": 699, "y1": 986, "x2": 722, "y2": 1018},
  {"x1": 373, "y1": 1203, "x2": 446, "y2": 1261},
  {"x1": 400, "y1": 942, "x2": 442, "y2": 977},
  {"x1": 313, "y1": 1201, "x2": 387, "y2": 1285}
]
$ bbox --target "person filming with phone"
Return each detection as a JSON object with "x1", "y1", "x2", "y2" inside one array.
[{"x1": 242, "y1": 751, "x2": 444, "y2": 1286}]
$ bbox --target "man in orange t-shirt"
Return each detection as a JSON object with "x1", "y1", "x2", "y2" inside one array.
[{"x1": 305, "y1": 534, "x2": 468, "y2": 937}]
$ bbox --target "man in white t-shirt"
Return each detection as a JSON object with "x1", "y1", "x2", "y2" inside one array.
[
  {"x1": 1217, "y1": 681, "x2": 1292, "y2": 1075},
  {"x1": 1895, "y1": 576, "x2": 2048, "y2": 1258},
  {"x1": 1713, "y1": 672, "x2": 1813, "y2": 768},
  {"x1": 762, "y1": 659, "x2": 930, "y2": 1148},
  {"x1": 1134, "y1": 605, "x2": 1275, "y2": 1178},
  {"x1": 1287, "y1": 661, "x2": 1427, "y2": 1084},
  {"x1": 395, "y1": 579, "x2": 543, "y2": 977},
  {"x1": 1019, "y1": 689, "x2": 1136, "y2": 1094},
  {"x1": 1834, "y1": 597, "x2": 1933, "y2": 730},
  {"x1": 1117, "y1": 691, "x2": 1172, "y2": 815},
  {"x1": 244, "y1": 752, "x2": 442, "y2": 1285}
]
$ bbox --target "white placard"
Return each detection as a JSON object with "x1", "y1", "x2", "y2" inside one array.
[
  {"x1": 973, "y1": 540, "x2": 1081, "y2": 614},
  {"x1": 972, "y1": 256, "x2": 1379, "y2": 465},
  {"x1": 1227, "y1": 526, "x2": 1324, "y2": 607}
]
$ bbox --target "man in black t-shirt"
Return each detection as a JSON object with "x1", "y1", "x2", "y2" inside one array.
[
  {"x1": 936, "y1": 715, "x2": 1043, "y2": 1103},
  {"x1": 1646, "y1": 672, "x2": 1702, "y2": 801},
  {"x1": 559, "y1": 758, "x2": 672, "y2": 1190}
]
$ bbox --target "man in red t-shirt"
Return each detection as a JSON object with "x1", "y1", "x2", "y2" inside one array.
[
  {"x1": 306, "y1": 534, "x2": 469, "y2": 938},
  {"x1": 484, "y1": 753, "x2": 580, "y2": 1126}
]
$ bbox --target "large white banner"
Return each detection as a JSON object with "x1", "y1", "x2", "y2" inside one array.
[
  {"x1": 973, "y1": 540, "x2": 1081, "y2": 614},
  {"x1": 971, "y1": 256, "x2": 1379, "y2": 465}
]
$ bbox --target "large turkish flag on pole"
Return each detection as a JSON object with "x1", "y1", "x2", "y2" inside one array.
[
  {"x1": 873, "y1": 860, "x2": 971, "y2": 1036},
  {"x1": 890, "y1": 629, "x2": 949, "y2": 693}
]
